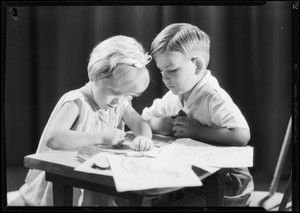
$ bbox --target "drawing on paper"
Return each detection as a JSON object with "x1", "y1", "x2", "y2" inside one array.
[
  {"x1": 171, "y1": 145, "x2": 253, "y2": 167},
  {"x1": 121, "y1": 157, "x2": 149, "y2": 174},
  {"x1": 150, "y1": 171, "x2": 180, "y2": 179},
  {"x1": 177, "y1": 151, "x2": 215, "y2": 164},
  {"x1": 120, "y1": 157, "x2": 180, "y2": 179}
]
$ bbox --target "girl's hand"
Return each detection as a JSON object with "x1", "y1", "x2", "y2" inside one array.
[
  {"x1": 172, "y1": 116, "x2": 202, "y2": 138},
  {"x1": 99, "y1": 128, "x2": 126, "y2": 146},
  {"x1": 130, "y1": 136, "x2": 153, "y2": 151}
]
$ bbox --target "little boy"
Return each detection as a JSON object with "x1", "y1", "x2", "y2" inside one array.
[{"x1": 142, "y1": 23, "x2": 254, "y2": 206}]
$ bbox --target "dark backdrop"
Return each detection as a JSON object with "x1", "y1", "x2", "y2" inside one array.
[{"x1": 4, "y1": 2, "x2": 293, "y2": 182}]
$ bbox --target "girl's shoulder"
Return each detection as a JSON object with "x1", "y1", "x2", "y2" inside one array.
[
  {"x1": 60, "y1": 89, "x2": 86, "y2": 103},
  {"x1": 57, "y1": 90, "x2": 92, "y2": 114}
]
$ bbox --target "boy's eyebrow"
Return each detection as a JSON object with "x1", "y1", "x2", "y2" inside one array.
[
  {"x1": 156, "y1": 62, "x2": 170, "y2": 70},
  {"x1": 161, "y1": 64, "x2": 172, "y2": 69}
]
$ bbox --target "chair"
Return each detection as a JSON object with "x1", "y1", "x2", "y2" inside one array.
[{"x1": 246, "y1": 116, "x2": 293, "y2": 211}]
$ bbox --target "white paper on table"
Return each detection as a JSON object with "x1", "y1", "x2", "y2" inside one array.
[
  {"x1": 158, "y1": 138, "x2": 253, "y2": 168},
  {"x1": 107, "y1": 154, "x2": 202, "y2": 192},
  {"x1": 154, "y1": 143, "x2": 219, "y2": 173},
  {"x1": 74, "y1": 152, "x2": 113, "y2": 176}
]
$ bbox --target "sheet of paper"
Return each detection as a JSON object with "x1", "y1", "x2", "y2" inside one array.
[
  {"x1": 107, "y1": 154, "x2": 202, "y2": 192},
  {"x1": 158, "y1": 138, "x2": 253, "y2": 168},
  {"x1": 74, "y1": 136, "x2": 253, "y2": 193},
  {"x1": 126, "y1": 132, "x2": 174, "y2": 145}
]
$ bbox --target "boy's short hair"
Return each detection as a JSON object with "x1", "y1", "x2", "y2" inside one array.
[
  {"x1": 88, "y1": 35, "x2": 151, "y2": 96},
  {"x1": 151, "y1": 23, "x2": 210, "y2": 66}
]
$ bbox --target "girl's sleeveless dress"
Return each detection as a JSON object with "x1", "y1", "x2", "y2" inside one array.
[{"x1": 18, "y1": 85, "x2": 130, "y2": 206}]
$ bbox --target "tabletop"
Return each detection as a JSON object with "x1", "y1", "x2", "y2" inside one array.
[{"x1": 23, "y1": 134, "x2": 230, "y2": 206}]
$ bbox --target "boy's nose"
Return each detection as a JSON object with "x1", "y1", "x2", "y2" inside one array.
[{"x1": 161, "y1": 72, "x2": 169, "y2": 81}]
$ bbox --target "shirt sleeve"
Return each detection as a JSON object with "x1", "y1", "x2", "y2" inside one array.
[
  {"x1": 207, "y1": 91, "x2": 249, "y2": 130},
  {"x1": 142, "y1": 98, "x2": 166, "y2": 120},
  {"x1": 142, "y1": 91, "x2": 181, "y2": 120}
]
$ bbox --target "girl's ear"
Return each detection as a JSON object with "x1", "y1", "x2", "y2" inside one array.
[{"x1": 191, "y1": 57, "x2": 203, "y2": 75}]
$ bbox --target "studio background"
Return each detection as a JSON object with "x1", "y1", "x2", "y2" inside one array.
[{"x1": 4, "y1": 2, "x2": 293, "y2": 194}]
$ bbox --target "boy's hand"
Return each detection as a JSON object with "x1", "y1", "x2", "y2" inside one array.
[
  {"x1": 99, "y1": 128, "x2": 126, "y2": 146},
  {"x1": 130, "y1": 136, "x2": 153, "y2": 151},
  {"x1": 172, "y1": 116, "x2": 202, "y2": 138}
]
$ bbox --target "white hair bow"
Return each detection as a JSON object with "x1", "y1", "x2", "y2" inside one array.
[{"x1": 133, "y1": 52, "x2": 152, "y2": 68}]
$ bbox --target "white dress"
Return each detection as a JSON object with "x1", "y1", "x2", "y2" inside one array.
[{"x1": 19, "y1": 83, "x2": 130, "y2": 206}]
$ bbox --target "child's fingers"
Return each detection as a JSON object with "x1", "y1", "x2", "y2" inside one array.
[
  {"x1": 114, "y1": 138, "x2": 125, "y2": 147},
  {"x1": 138, "y1": 139, "x2": 150, "y2": 151},
  {"x1": 167, "y1": 117, "x2": 175, "y2": 122},
  {"x1": 115, "y1": 129, "x2": 126, "y2": 137},
  {"x1": 119, "y1": 134, "x2": 126, "y2": 140},
  {"x1": 174, "y1": 131, "x2": 184, "y2": 137},
  {"x1": 138, "y1": 140, "x2": 145, "y2": 151},
  {"x1": 143, "y1": 143, "x2": 149, "y2": 151},
  {"x1": 142, "y1": 139, "x2": 153, "y2": 151},
  {"x1": 129, "y1": 142, "x2": 135, "y2": 150},
  {"x1": 114, "y1": 136, "x2": 125, "y2": 144},
  {"x1": 173, "y1": 125, "x2": 185, "y2": 137},
  {"x1": 112, "y1": 127, "x2": 126, "y2": 134},
  {"x1": 130, "y1": 140, "x2": 141, "y2": 151},
  {"x1": 130, "y1": 137, "x2": 153, "y2": 151},
  {"x1": 173, "y1": 117, "x2": 187, "y2": 125},
  {"x1": 172, "y1": 124, "x2": 183, "y2": 132}
]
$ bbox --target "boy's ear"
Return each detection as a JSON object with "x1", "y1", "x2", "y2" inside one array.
[{"x1": 191, "y1": 57, "x2": 203, "y2": 75}]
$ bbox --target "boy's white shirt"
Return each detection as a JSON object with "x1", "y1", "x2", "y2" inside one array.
[{"x1": 142, "y1": 69, "x2": 249, "y2": 130}]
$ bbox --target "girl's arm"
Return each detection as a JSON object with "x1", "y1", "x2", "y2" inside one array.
[
  {"x1": 45, "y1": 101, "x2": 125, "y2": 150},
  {"x1": 123, "y1": 105, "x2": 153, "y2": 150},
  {"x1": 173, "y1": 116, "x2": 250, "y2": 146},
  {"x1": 123, "y1": 105, "x2": 152, "y2": 138}
]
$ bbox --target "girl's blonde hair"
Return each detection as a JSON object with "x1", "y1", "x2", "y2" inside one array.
[
  {"x1": 88, "y1": 35, "x2": 152, "y2": 95},
  {"x1": 151, "y1": 23, "x2": 210, "y2": 66}
]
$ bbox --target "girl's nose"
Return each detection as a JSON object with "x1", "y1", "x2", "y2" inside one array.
[
  {"x1": 110, "y1": 96, "x2": 127, "y2": 105},
  {"x1": 110, "y1": 98, "x2": 119, "y2": 105}
]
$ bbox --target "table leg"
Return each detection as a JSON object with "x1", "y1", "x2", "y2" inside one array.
[
  {"x1": 52, "y1": 182, "x2": 73, "y2": 206},
  {"x1": 206, "y1": 169, "x2": 227, "y2": 207},
  {"x1": 46, "y1": 173, "x2": 74, "y2": 206}
]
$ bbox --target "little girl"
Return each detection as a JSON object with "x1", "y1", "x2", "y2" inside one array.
[{"x1": 10, "y1": 35, "x2": 153, "y2": 206}]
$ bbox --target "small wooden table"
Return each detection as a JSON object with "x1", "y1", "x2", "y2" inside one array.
[{"x1": 24, "y1": 149, "x2": 230, "y2": 207}]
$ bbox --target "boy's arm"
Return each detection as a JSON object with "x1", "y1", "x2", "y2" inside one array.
[
  {"x1": 45, "y1": 101, "x2": 125, "y2": 149},
  {"x1": 142, "y1": 96, "x2": 177, "y2": 136},
  {"x1": 144, "y1": 116, "x2": 175, "y2": 136},
  {"x1": 173, "y1": 116, "x2": 250, "y2": 146}
]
